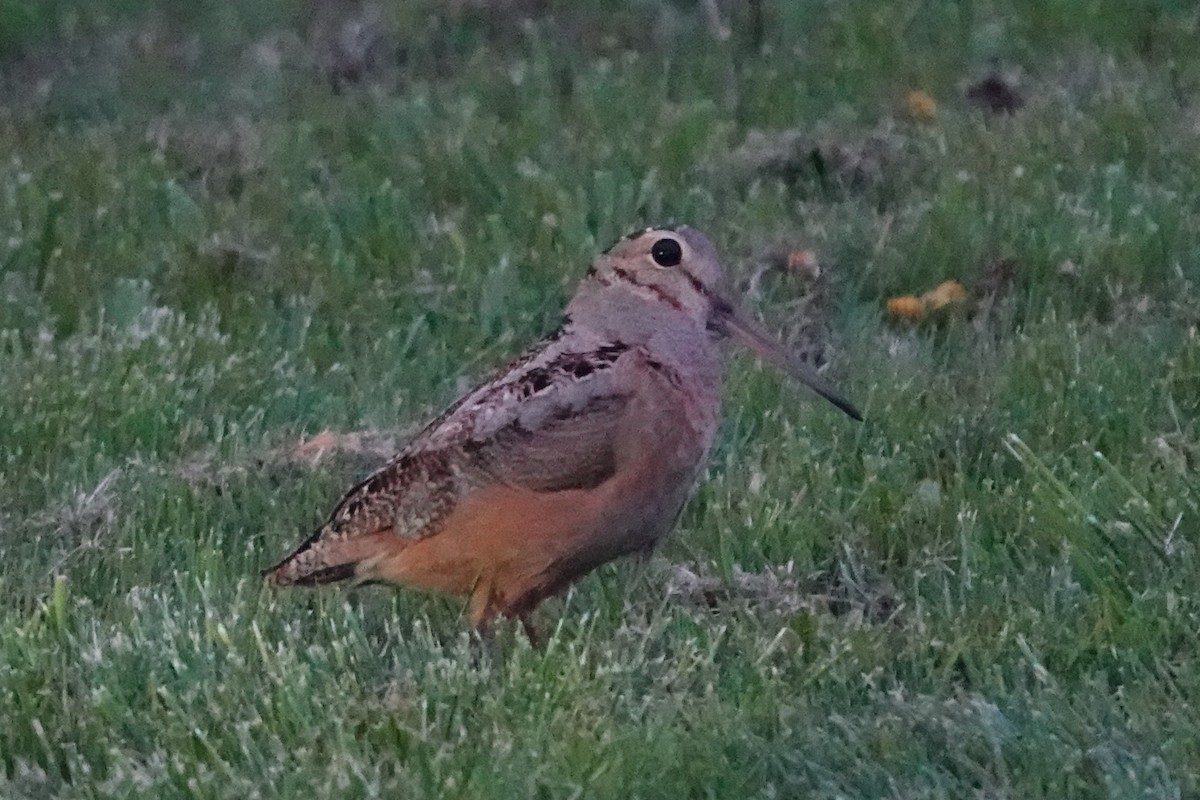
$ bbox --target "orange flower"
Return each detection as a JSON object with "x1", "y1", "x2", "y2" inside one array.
[
  {"x1": 886, "y1": 280, "x2": 967, "y2": 323},
  {"x1": 886, "y1": 295, "x2": 925, "y2": 321},
  {"x1": 921, "y1": 280, "x2": 967, "y2": 311},
  {"x1": 905, "y1": 90, "x2": 937, "y2": 123}
]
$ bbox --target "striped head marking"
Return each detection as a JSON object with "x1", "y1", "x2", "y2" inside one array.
[
  {"x1": 578, "y1": 224, "x2": 863, "y2": 421},
  {"x1": 589, "y1": 225, "x2": 730, "y2": 324}
]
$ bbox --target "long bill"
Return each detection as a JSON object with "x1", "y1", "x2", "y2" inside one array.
[{"x1": 716, "y1": 303, "x2": 864, "y2": 422}]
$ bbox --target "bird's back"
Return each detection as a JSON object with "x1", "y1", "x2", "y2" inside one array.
[{"x1": 264, "y1": 306, "x2": 723, "y2": 611}]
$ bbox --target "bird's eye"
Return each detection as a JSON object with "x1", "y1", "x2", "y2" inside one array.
[{"x1": 650, "y1": 238, "x2": 683, "y2": 267}]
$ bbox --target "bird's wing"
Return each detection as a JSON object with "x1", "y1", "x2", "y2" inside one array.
[{"x1": 264, "y1": 336, "x2": 635, "y2": 584}]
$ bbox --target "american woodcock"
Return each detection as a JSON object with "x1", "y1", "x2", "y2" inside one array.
[{"x1": 265, "y1": 225, "x2": 861, "y2": 638}]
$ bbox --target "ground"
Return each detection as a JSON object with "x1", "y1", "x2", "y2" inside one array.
[{"x1": 1, "y1": 1, "x2": 1199, "y2": 797}]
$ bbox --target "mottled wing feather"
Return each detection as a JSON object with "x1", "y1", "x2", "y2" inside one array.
[
  {"x1": 263, "y1": 448, "x2": 461, "y2": 583},
  {"x1": 409, "y1": 341, "x2": 629, "y2": 453},
  {"x1": 463, "y1": 393, "x2": 627, "y2": 492},
  {"x1": 326, "y1": 449, "x2": 460, "y2": 541},
  {"x1": 266, "y1": 333, "x2": 636, "y2": 583},
  {"x1": 322, "y1": 387, "x2": 628, "y2": 541}
]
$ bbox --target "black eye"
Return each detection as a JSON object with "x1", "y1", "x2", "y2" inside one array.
[{"x1": 650, "y1": 238, "x2": 682, "y2": 267}]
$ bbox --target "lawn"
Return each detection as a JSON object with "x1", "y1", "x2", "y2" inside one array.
[{"x1": 1, "y1": 1, "x2": 1199, "y2": 797}]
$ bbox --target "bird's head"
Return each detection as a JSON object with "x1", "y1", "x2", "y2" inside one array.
[{"x1": 575, "y1": 225, "x2": 862, "y2": 421}]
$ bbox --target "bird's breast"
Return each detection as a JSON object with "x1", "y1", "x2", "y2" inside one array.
[{"x1": 637, "y1": 333, "x2": 724, "y2": 438}]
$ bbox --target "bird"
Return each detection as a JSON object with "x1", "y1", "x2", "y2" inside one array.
[{"x1": 264, "y1": 225, "x2": 861, "y2": 640}]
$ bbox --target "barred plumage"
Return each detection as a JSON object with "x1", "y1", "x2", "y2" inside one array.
[{"x1": 264, "y1": 225, "x2": 859, "y2": 638}]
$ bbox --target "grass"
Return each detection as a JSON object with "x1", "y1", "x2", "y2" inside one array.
[{"x1": 2, "y1": 0, "x2": 1199, "y2": 796}]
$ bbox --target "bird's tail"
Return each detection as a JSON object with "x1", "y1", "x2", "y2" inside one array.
[{"x1": 262, "y1": 527, "x2": 396, "y2": 586}]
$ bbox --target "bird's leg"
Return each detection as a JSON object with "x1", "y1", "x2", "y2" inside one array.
[
  {"x1": 468, "y1": 579, "x2": 500, "y2": 635},
  {"x1": 465, "y1": 587, "x2": 503, "y2": 667},
  {"x1": 517, "y1": 611, "x2": 542, "y2": 648}
]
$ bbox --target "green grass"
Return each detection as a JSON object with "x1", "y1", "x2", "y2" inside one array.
[{"x1": 2, "y1": 1, "x2": 1200, "y2": 796}]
